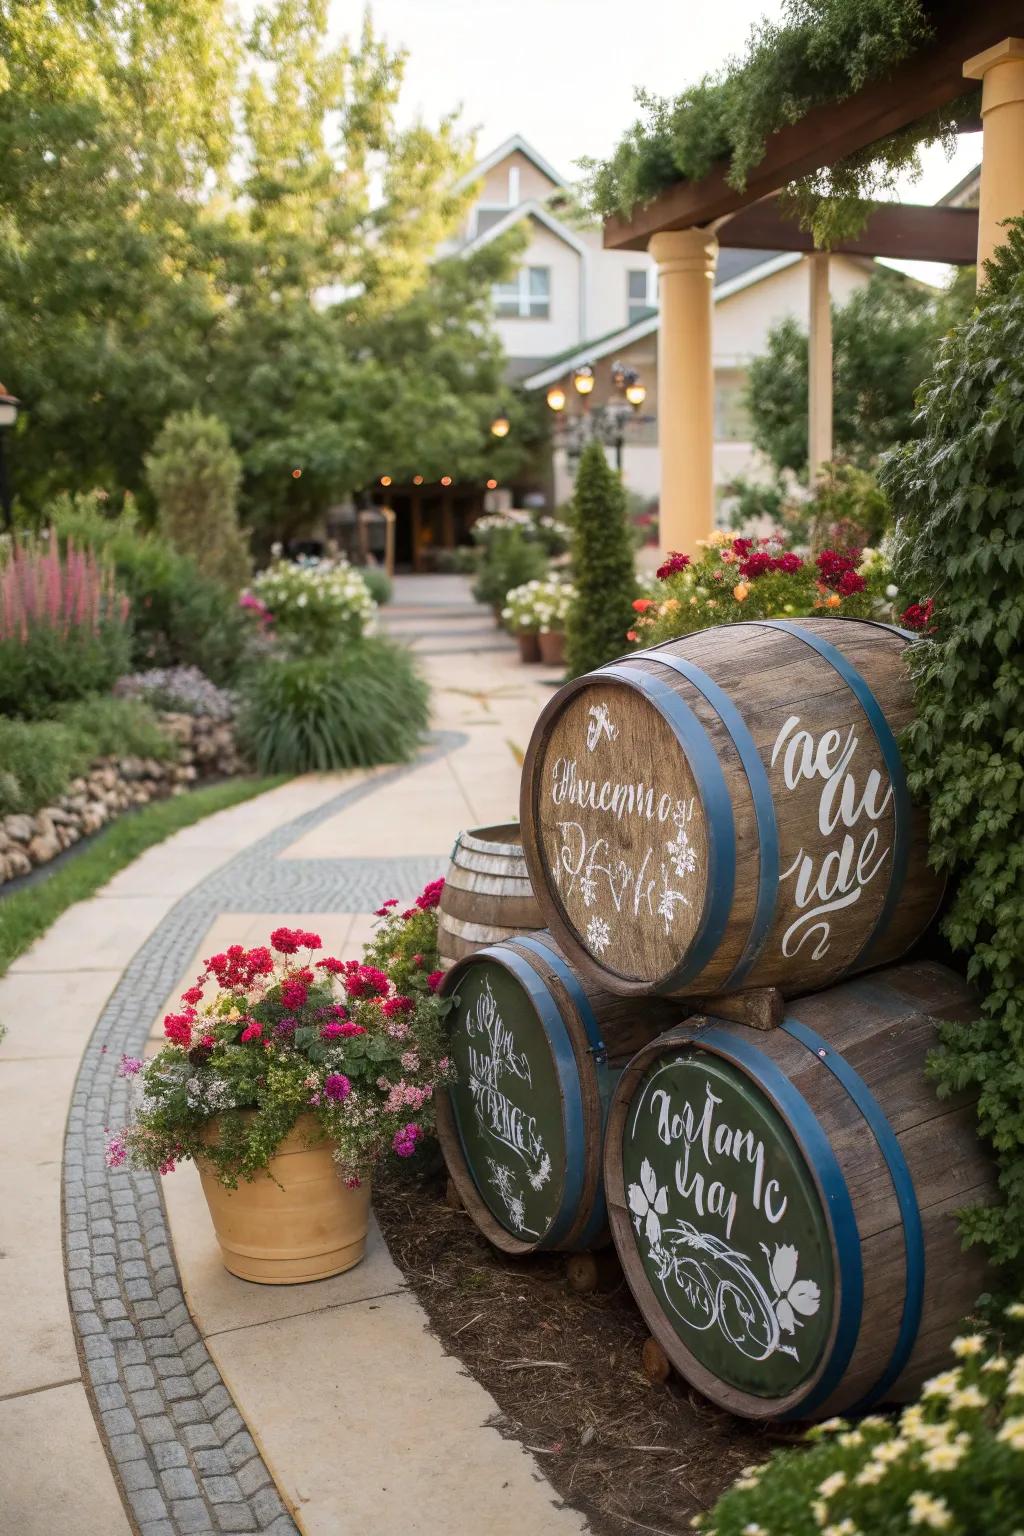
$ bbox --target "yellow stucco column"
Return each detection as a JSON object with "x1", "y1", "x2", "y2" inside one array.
[
  {"x1": 964, "y1": 38, "x2": 1024, "y2": 282},
  {"x1": 650, "y1": 227, "x2": 718, "y2": 556}
]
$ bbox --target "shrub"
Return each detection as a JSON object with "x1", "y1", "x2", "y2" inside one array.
[
  {"x1": 882, "y1": 222, "x2": 1024, "y2": 1273},
  {"x1": 564, "y1": 440, "x2": 637, "y2": 677},
  {"x1": 0, "y1": 697, "x2": 173, "y2": 815},
  {"x1": 145, "y1": 411, "x2": 250, "y2": 593},
  {"x1": 0, "y1": 717, "x2": 82, "y2": 816},
  {"x1": 501, "y1": 578, "x2": 576, "y2": 635},
  {"x1": 247, "y1": 560, "x2": 376, "y2": 654},
  {"x1": 237, "y1": 638, "x2": 429, "y2": 774},
  {"x1": 360, "y1": 566, "x2": 393, "y2": 606},
  {"x1": 114, "y1": 665, "x2": 235, "y2": 721},
  {"x1": 50, "y1": 493, "x2": 251, "y2": 685},
  {"x1": 636, "y1": 532, "x2": 899, "y2": 647},
  {"x1": 0, "y1": 538, "x2": 132, "y2": 716},
  {"x1": 471, "y1": 523, "x2": 549, "y2": 613},
  {"x1": 699, "y1": 1311, "x2": 1024, "y2": 1536}
]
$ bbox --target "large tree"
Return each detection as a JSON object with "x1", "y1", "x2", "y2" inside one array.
[
  {"x1": 745, "y1": 268, "x2": 976, "y2": 476},
  {"x1": 0, "y1": 1, "x2": 531, "y2": 530}
]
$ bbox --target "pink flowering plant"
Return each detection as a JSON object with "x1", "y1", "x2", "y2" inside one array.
[{"x1": 107, "y1": 886, "x2": 453, "y2": 1188}]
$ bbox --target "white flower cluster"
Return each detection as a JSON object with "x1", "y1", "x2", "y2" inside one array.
[
  {"x1": 251, "y1": 558, "x2": 376, "y2": 637},
  {"x1": 501, "y1": 578, "x2": 576, "y2": 634}
]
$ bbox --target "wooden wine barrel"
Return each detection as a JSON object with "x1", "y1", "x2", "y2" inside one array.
[
  {"x1": 436, "y1": 932, "x2": 677, "y2": 1254},
  {"x1": 604, "y1": 962, "x2": 994, "y2": 1421},
  {"x1": 437, "y1": 823, "x2": 544, "y2": 970},
  {"x1": 520, "y1": 616, "x2": 945, "y2": 1000}
]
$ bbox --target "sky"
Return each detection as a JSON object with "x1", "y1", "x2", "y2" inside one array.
[{"x1": 329, "y1": 0, "x2": 983, "y2": 282}]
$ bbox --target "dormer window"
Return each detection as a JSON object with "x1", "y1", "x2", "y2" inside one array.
[
  {"x1": 493, "y1": 266, "x2": 550, "y2": 319},
  {"x1": 508, "y1": 164, "x2": 520, "y2": 206}
]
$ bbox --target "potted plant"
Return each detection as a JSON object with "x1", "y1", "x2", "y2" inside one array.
[
  {"x1": 107, "y1": 885, "x2": 451, "y2": 1285},
  {"x1": 502, "y1": 578, "x2": 576, "y2": 665}
]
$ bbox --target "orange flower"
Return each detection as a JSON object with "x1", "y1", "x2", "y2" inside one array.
[
  {"x1": 632, "y1": 598, "x2": 653, "y2": 613},
  {"x1": 825, "y1": 593, "x2": 841, "y2": 608},
  {"x1": 733, "y1": 583, "x2": 750, "y2": 602},
  {"x1": 626, "y1": 629, "x2": 639, "y2": 642}
]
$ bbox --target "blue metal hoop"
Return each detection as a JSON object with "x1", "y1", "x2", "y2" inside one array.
[{"x1": 782, "y1": 1015, "x2": 924, "y2": 1411}]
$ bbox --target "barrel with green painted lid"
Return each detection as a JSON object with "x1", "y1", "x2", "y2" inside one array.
[
  {"x1": 520, "y1": 616, "x2": 945, "y2": 1000},
  {"x1": 604, "y1": 962, "x2": 994, "y2": 1420},
  {"x1": 436, "y1": 932, "x2": 677, "y2": 1255},
  {"x1": 437, "y1": 823, "x2": 544, "y2": 970}
]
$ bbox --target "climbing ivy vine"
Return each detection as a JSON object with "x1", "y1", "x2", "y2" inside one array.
[
  {"x1": 883, "y1": 225, "x2": 1024, "y2": 1278},
  {"x1": 582, "y1": 0, "x2": 972, "y2": 246}
]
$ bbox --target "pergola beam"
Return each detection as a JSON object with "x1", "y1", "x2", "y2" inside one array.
[
  {"x1": 717, "y1": 198, "x2": 978, "y2": 265},
  {"x1": 604, "y1": 1, "x2": 1012, "y2": 251}
]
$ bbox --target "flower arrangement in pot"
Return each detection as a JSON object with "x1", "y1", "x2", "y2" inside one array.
[
  {"x1": 502, "y1": 578, "x2": 576, "y2": 666},
  {"x1": 107, "y1": 882, "x2": 451, "y2": 1285}
]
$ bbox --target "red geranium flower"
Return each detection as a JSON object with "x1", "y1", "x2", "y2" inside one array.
[{"x1": 656, "y1": 552, "x2": 690, "y2": 580}]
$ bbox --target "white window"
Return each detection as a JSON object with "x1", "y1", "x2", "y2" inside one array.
[
  {"x1": 627, "y1": 268, "x2": 656, "y2": 325},
  {"x1": 493, "y1": 266, "x2": 550, "y2": 319},
  {"x1": 507, "y1": 164, "x2": 520, "y2": 205}
]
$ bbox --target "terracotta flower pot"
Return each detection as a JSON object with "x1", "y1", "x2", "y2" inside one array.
[
  {"x1": 538, "y1": 630, "x2": 565, "y2": 666},
  {"x1": 198, "y1": 1114, "x2": 371, "y2": 1285},
  {"x1": 517, "y1": 629, "x2": 542, "y2": 663}
]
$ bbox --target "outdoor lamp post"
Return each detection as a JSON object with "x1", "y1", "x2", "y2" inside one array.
[
  {"x1": 546, "y1": 362, "x2": 648, "y2": 475},
  {"x1": 0, "y1": 386, "x2": 20, "y2": 531}
]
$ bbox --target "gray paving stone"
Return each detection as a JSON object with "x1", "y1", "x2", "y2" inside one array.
[
  {"x1": 224, "y1": 1433, "x2": 257, "y2": 1470},
  {"x1": 102, "y1": 1407, "x2": 137, "y2": 1438},
  {"x1": 250, "y1": 1488, "x2": 286, "y2": 1526},
  {"x1": 94, "y1": 1382, "x2": 127, "y2": 1412},
  {"x1": 236, "y1": 1461, "x2": 270, "y2": 1499},
  {"x1": 140, "y1": 1522, "x2": 178, "y2": 1536},
  {"x1": 201, "y1": 1385, "x2": 232, "y2": 1418},
  {"x1": 108, "y1": 1432, "x2": 147, "y2": 1463},
  {"x1": 89, "y1": 1356, "x2": 120, "y2": 1386},
  {"x1": 172, "y1": 1499, "x2": 216, "y2": 1534},
  {"x1": 202, "y1": 1475, "x2": 244, "y2": 1504},
  {"x1": 120, "y1": 1460, "x2": 159, "y2": 1493},
  {"x1": 132, "y1": 1389, "x2": 167, "y2": 1418},
  {"x1": 152, "y1": 1442, "x2": 189, "y2": 1471},
  {"x1": 172, "y1": 1399, "x2": 206, "y2": 1427},
  {"x1": 129, "y1": 1487, "x2": 170, "y2": 1524},
  {"x1": 127, "y1": 1278, "x2": 156, "y2": 1302},
  {"x1": 141, "y1": 1414, "x2": 177, "y2": 1444},
  {"x1": 183, "y1": 1424, "x2": 220, "y2": 1451},
  {"x1": 194, "y1": 1449, "x2": 231, "y2": 1476},
  {"x1": 213, "y1": 1507, "x2": 257, "y2": 1534},
  {"x1": 160, "y1": 1467, "x2": 201, "y2": 1501},
  {"x1": 125, "y1": 1364, "x2": 157, "y2": 1391},
  {"x1": 193, "y1": 1362, "x2": 220, "y2": 1395}
]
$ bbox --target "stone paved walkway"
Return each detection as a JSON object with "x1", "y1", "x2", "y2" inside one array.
[{"x1": 0, "y1": 577, "x2": 586, "y2": 1536}]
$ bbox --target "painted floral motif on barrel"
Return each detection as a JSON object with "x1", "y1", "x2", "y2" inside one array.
[{"x1": 621, "y1": 1048, "x2": 833, "y2": 1399}]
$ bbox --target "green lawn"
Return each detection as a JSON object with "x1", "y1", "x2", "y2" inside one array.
[{"x1": 0, "y1": 776, "x2": 287, "y2": 976}]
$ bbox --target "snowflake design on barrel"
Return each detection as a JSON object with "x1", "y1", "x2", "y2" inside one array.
[{"x1": 586, "y1": 915, "x2": 612, "y2": 955}]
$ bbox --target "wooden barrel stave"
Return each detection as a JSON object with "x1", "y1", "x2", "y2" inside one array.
[
  {"x1": 437, "y1": 932, "x2": 677, "y2": 1255},
  {"x1": 521, "y1": 617, "x2": 945, "y2": 1000},
  {"x1": 438, "y1": 822, "x2": 544, "y2": 969},
  {"x1": 604, "y1": 962, "x2": 994, "y2": 1420}
]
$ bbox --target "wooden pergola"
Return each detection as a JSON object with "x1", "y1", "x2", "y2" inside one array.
[{"x1": 601, "y1": 2, "x2": 1024, "y2": 554}]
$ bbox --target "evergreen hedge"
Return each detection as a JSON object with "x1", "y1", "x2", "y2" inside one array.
[
  {"x1": 565, "y1": 441, "x2": 637, "y2": 678},
  {"x1": 883, "y1": 226, "x2": 1024, "y2": 1276}
]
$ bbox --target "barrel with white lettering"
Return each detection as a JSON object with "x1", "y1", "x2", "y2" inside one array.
[
  {"x1": 604, "y1": 962, "x2": 994, "y2": 1420},
  {"x1": 520, "y1": 616, "x2": 944, "y2": 1000},
  {"x1": 436, "y1": 932, "x2": 677, "y2": 1254}
]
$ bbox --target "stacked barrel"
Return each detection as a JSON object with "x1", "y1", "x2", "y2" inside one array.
[{"x1": 437, "y1": 616, "x2": 994, "y2": 1418}]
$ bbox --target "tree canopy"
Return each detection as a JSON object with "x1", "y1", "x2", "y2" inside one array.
[{"x1": 0, "y1": 0, "x2": 530, "y2": 536}]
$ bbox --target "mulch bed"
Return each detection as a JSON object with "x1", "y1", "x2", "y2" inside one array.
[{"x1": 375, "y1": 1158, "x2": 789, "y2": 1536}]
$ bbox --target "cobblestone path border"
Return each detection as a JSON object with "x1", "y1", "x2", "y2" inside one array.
[{"x1": 63, "y1": 732, "x2": 465, "y2": 1536}]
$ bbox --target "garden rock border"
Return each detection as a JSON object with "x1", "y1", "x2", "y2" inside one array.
[
  {"x1": 64, "y1": 733, "x2": 462, "y2": 1536},
  {"x1": 0, "y1": 713, "x2": 242, "y2": 887}
]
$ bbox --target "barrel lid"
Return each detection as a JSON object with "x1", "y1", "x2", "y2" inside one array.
[
  {"x1": 619, "y1": 1044, "x2": 834, "y2": 1399},
  {"x1": 528, "y1": 675, "x2": 713, "y2": 985},
  {"x1": 446, "y1": 955, "x2": 569, "y2": 1243}
]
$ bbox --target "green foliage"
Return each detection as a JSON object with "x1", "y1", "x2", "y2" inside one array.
[
  {"x1": 582, "y1": 0, "x2": 968, "y2": 246},
  {"x1": 471, "y1": 525, "x2": 549, "y2": 613},
  {"x1": 360, "y1": 567, "x2": 393, "y2": 606},
  {"x1": 0, "y1": 2, "x2": 533, "y2": 531},
  {"x1": 237, "y1": 638, "x2": 429, "y2": 774},
  {"x1": 565, "y1": 442, "x2": 637, "y2": 678},
  {"x1": 50, "y1": 493, "x2": 250, "y2": 684},
  {"x1": 146, "y1": 411, "x2": 249, "y2": 592},
  {"x1": 0, "y1": 776, "x2": 285, "y2": 976},
  {"x1": 362, "y1": 900, "x2": 443, "y2": 998},
  {"x1": 0, "y1": 697, "x2": 175, "y2": 817},
  {"x1": 748, "y1": 272, "x2": 962, "y2": 476},
  {"x1": 882, "y1": 224, "x2": 1024, "y2": 1274},
  {"x1": 698, "y1": 1312, "x2": 1024, "y2": 1536}
]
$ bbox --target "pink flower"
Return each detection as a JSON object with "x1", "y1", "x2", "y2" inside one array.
[
  {"x1": 656, "y1": 551, "x2": 690, "y2": 580},
  {"x1": 415, "y1": 878, "x2": 445, "y2": 911},
  {"x1": 270, "y1": 926, "x2": 301, "y2": 954},
  {"x1": 393, "y1": 1123, "x2": 422, "y2": 1158},
  {"x1": 316, "y1": 956, "x2": 346, "y2": 975},
  {"x1": 381, "y1": 995, "x2": 413, "y2": 1018},
  {"x1": 118, "y1": 1055, "x2": 143, "y2": 1077},
  {"x1": 240, "y1": 1022, "x2": 263, "y2": 1043},
  {"x1": 427, "y1": 971, "x2": 444, "y2": 993},
  {"x1": 280, "y1": 978, "x2": 308, "y2": 1010},
  {"x1": 105, "y1": 1131, "x2": 128, "y2": 1168},
  {"x1": 324, "y1": 1073, "x2": 351, "y2": 1102},
  {"x1": 164, "y1": 1013, "x2": 193, "y2": 1047},
  {"x1": 400, "y1": 1050, "x2": 420, "y2": 1072},
  {"x1": 321, "y1": 1021, "x2": 365, "y2": 1040},
  {"x1": 374, "y1": 899, "x2": 399, "y2": 916}
]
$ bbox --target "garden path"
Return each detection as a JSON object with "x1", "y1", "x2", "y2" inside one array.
[{"x1": 0, "y1": 576, "x2": 583, "y2": 1536}]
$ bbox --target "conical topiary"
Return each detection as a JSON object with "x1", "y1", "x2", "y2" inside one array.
[{"x1": 564, "y1": 440, "x2": 636, "y2": 678}]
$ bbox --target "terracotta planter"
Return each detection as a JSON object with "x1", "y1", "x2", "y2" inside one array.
[
  {"x1": 198, "y1": 1114, "x2": 371, "y2": 1285},
  {"x1": 517, "y1": 629, "x2": 542, "y2": 664},
  {"x1": 538, "y1": 630, "x2": 565, "y2": 666}
]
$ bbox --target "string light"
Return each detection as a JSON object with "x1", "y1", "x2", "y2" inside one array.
[
  {"x1": 412, "y1": 474, "x2": 423, "y2": 485},
  {"x1": 490, "y1": 416, "x2": 510, "y2": 438},
  {"x1": 291, "y1": 468, "x2": 302, "y2": 479},
  {"x1": 486, "y1": 478, "x2": 498, "y2": 490},
  {"x1": 379, "y1": 475, "x2": 392, "y2": 487},
  {"x1": 546, "y1": 386, "x2": 566, "y2": 413},
  {"x1": 440, "y1": 475, "x2": 452, "y2": 487}
]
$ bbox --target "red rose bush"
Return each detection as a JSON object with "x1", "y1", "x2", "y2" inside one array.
[{"x1": 107, "y1": 883, "x2": 452, "y2": 1187}]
